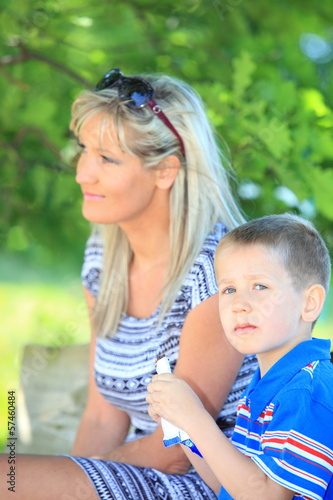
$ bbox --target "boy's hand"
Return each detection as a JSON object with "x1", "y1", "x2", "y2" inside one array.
[{"x1": 146, "y1": 373, "x2": 205, "y2": 431}]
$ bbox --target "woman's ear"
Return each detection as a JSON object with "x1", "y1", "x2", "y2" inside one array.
[
  {"x1": 302, "y1": 284, "x2": 326, "y2": 324},
  {"x1": 154, "y1": 155, "x2": 181, "y2": 190}
]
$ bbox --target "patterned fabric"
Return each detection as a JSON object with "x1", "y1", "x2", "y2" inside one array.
[
  {"x1": 71, "y1": 459, "x2": 217, "y2": 500},
  {"x1": 68, "y1": 223, "x2": 258, "y2": 500},
  {"x1": 219, "y1": 338, "x2": 333, "y2": 500}
]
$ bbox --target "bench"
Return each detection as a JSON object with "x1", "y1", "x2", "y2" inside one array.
[{"x1": 17, "y1": 343, "x2": 89, "y2": 455}]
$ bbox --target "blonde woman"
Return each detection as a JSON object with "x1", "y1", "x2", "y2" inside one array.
[{"x1": 0, "y1": 69, "x2": 257, "y2": 499}]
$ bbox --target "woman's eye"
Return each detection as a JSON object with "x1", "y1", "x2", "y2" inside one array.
[
  {"x1": 223, "y1": 287, "x2": 236, "y2": 295},
  {"x1": 77, "y1": 142, "x2": 86, "y2": 152},
  {"x1": 101, "y1": 155, "x2": 119, "y2": 165},
  {"x1": 254, "y1": 284, "x2": 267, "y2": 290},
  {"x1": 101, "y1": 155, "x2": 113, "y2": 163}
]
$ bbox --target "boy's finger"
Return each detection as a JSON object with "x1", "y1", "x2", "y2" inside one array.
[{"x1": 147, "y1": 380, "x2": 163, "y2": 393}]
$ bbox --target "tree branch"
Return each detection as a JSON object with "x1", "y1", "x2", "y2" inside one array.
[
  {"x1": 0, "y1": 46, "x2": 91, "y2": 87},
  {"x1": 0, "y1": 67, "x2": 30, "y2": 90},
  {"x1": 13, "y1": 127, "x2": 62, "y2": 160},
  {"x1": 27, "y1": 49, "x2": 92, "y2": 87},
  {"x1": 0, "y1": 53, "x2": 29, "y2": 65}
]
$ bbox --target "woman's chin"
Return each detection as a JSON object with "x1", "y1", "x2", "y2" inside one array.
[{"x1": 81, "y1": 208, "x2": 107, "y2": 224}]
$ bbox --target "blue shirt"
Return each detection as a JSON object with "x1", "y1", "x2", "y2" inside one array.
[{"x1": 218, "y1": 338, "x2": 333, "y2": 500}]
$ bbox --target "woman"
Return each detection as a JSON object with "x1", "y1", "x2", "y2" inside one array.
[{"x1": 1, "y1": 69, "x2": 257, "y2": 499}]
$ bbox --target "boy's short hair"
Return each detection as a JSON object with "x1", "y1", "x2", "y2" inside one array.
[{"x1": 215, "y1": 213, "x2": 331, "y2": 293}]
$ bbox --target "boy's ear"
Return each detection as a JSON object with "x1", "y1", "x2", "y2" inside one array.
[
  {"x1": 302, "y1": 284, "x2": 326, "y2": 323},
  {"x1": 154, "y1": 155, "x2": 181, "y2": 190}
]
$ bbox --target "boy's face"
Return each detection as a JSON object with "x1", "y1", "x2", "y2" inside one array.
[{"x1": 215, "y1": 243, "x2": 311, "y2": 374}]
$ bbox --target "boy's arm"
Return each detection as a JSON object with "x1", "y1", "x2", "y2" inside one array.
[
  {"x1": 185, "y1": 410, "x2": 295, "y2": 500},
  {"x1": 180, "y1": 445, "x2": 221, "y2": 494},
  {"x1": 147, "y1": 374, "x2": 294, "y2": 500}
]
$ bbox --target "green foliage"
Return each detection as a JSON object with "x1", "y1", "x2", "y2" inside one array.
[{"x1": 0, "y1": 0, "x2": 333, "y2": 265}]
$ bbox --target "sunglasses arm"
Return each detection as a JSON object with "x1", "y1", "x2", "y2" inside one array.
[{"x1": 148, "y1": 99, "x2": 185, "y2": 158}]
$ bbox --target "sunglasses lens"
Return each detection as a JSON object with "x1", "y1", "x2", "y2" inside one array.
[
  {"x1": 119, "y1": 79, "x2": 154, "y2": 107},
  {"x1": 94, "y1": 69, "x2": 185, "y2": 156},
  {"x1": 95, "y1": 68, "x2": 123, "y2": 90}
]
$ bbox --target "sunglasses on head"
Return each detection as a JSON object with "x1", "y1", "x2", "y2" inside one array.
[{"x1": 95, "y1": 68, "x2": 185, "y2": 157}]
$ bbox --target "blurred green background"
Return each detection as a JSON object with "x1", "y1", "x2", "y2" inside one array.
[{"x1": 1, "y1": 0, "x2": 333, "y2": 451}]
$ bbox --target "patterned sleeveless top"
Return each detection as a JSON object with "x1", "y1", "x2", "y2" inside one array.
[{"x1": 82, "y1": 223, "x2": 258, "y2": 437}]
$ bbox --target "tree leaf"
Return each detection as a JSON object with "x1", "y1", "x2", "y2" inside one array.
[
  {"x1": 310, "y1": 167, "x2": 333, "y2": 220},
  {"x1": 232, "y1": 51, "x2": 256, "y2": 100}
]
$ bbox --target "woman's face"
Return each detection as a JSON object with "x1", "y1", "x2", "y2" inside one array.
[{"x1": 75, "y1": 114, "x2": 160, "y2": 226}]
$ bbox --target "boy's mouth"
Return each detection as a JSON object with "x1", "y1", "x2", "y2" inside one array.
[{"x1": 234, "y1": 323, "x2": 257, "y2": 334}]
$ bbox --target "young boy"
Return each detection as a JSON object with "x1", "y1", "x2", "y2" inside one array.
[{"x1": 147, "y1": 213, "x2": 333, "y2": 500}]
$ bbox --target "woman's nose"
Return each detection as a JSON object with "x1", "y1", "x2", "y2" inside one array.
[{"x1": 75, "y1": 155, "x2": 98, "y2": 185}]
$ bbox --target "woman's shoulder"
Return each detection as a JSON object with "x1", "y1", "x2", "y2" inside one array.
[
  {"x1": 202, "y1": 221, "x2": 228, "y2": 254},
  {"x1": 192, "y1": 222, "x2": 228, "y2": 269},
  {"x1": 81, "y1": 228, "x2": 103, "y2": 297},
  {"x1": 184, "y1": 222, "x2": 228, "y2": 304}
]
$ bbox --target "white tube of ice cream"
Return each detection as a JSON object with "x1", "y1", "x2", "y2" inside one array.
[{"x1": 155, "y1": 356, "x2": 202, "y2": 456}]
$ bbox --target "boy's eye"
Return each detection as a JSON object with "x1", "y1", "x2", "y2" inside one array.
[
  {"x1": 223, "y1": 286, "x2": 236, "y2": 294},
  {"x1": 254, "y1": 284, "x2": 267, "y2": 290}
]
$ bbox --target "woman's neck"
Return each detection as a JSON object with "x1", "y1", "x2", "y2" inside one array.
[
  {"x1": 127, "y1": 222, "x2": 170, "y2": 270},
  {"x1": 119, "y1": 190, "x2": 171, "y2": 269},
  {"x1": 122, "y1": 198, "x2": 171, "y2": 318}
]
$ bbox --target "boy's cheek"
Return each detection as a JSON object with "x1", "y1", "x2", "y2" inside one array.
[
  {"x1": 218, "y1": 299, "x2": 228, "y2": 323},
  {"x1": 218, "y1": 304, "x2": 232, "y2": 331},
  {"x1": 221, "y1": 324, "x2": 236, "y2": 345}
]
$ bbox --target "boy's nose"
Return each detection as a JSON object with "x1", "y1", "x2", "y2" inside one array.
[{"x1": 232, "y1": 293, "x2": 251, "y2": 313}]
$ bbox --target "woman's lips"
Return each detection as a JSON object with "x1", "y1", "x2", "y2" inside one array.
[{"x1": 83, "y1": 192, "x2": 105, "y2": 201}]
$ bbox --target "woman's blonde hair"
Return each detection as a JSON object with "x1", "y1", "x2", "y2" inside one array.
[{"x1": 70, "y1": 72, "x2": 245, "y2": 337}]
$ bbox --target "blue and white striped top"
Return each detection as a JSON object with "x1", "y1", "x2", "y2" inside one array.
[{"x1": 82, "y1": 223, "x2": 258, "y2": 436}]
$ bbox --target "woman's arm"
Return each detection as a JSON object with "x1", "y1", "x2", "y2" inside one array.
[
  {"x1": 99, "y1": 293, "x2": 244, "y2": 474},
  {"x1": 72, "y1": 287, "x2": 190, "y2": 472},
  {"x1": 71, "y1": 287, "x2": 131, "y2": 457}
]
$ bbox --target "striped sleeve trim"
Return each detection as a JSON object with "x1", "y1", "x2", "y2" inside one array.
[
  {"x1": 302, "y1": 361, "x2": 319, "y2": 379},
  {"x1": 252, "y1": 455, "x2": 324, "y2": 500},
  {"x1": 252, "y1": 430, "x2": 333, "y2": 499},
  {"x1": 261, "y1": 429, "x2": 333, "y2": 473}
]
